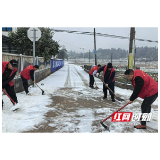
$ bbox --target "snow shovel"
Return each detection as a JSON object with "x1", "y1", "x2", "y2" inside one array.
[
  {"x1": 33, "y1": 82, "x2": 45, "y2": 95},
  {"x1": 2, "y1": 89, "x2": 18, "y2": 111},
  {"x1": 100, "y1": 78, "x2": 124, "y2": 102},
  {"x1": 94, "y1": 79, "x2": 99, "y2": 89},
  {"x1": 100, "y1": 102, "x2": 130, "y2": 130},
  {"x1": 2, "y1": 89, "x2": 16, "y2": 105}
]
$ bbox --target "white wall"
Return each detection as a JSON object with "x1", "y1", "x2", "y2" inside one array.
[{"x1": 2, "y1": 32, "x2": 9, "y2": 36}]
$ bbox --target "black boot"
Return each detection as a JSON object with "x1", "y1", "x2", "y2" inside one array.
[
  {"x1": 111, "y1": 95, "x2": 115, "y2": 102},
  {"x1": 103, "y1": 92, "x2": 107, "y2": 99}
]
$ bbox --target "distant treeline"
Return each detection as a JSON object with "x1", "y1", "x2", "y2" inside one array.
[{"x1": 68, "y1": 46, "x2": 158, "y2": 61}]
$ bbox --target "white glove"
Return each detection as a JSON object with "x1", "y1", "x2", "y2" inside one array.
[
  {"x1": 105, "y1": 83, "x2": 108, "y2": 87},
  {"x1": 96, "y1": 73, "x2": 99, "y2": 77}
]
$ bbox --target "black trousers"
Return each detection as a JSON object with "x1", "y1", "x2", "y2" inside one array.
[
  {"x1": 89, "y1": 74, "x2": 94, "y2": 87},
  {"x1": 103, "y1": 82, "x2": 115, "y2": 98},
  {"x1": 21, "y1": 75, "x2": 29, "y2": 94},
  {"x1": 141, "y1": 92, "x2": 158, "y2": 125},
  {"x1": 2, "y1": 84, "x2": 18, "y2": 105}
]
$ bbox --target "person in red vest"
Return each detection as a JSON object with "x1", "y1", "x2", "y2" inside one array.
[
  {"x1": 2, "y1": 59, "x2": 18, "y2": 109},
  {"x1": 89, "y1": 64, "x2": 101, "y2": 88},
  {"x1": 124, "y1": 69, "x2": 158, "y2": 129},
  {"x1": 20, "y1": 65, "x2": 39, "y2": 95},
  {"x1": 96, "y1": 63, "x2": 115, "y2": 102}
]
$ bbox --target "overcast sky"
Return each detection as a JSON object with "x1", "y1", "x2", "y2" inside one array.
[{"x1": 53, "y1": 27, "x2": 158, "y2": 53}]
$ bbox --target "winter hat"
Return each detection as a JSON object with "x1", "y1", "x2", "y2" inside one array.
[
  {"x1": 9, "y1": 59, "x2": 18, "y2": 68},
  {"x1": 34, "y1": 65, "x2": 39, "y2": 69},
  {"x1": 107, "y1": 63, "x2": 113, "y2": 68}
]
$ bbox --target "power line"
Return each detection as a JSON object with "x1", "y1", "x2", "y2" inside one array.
[{"x1": 53, "y1": 29, "x2": 158, "y2": 43}]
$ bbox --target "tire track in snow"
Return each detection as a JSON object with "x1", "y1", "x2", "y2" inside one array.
[
  {"x1": 73, "y1": 66, "x2": 89, "y2": 87},
  {"x1": 64, "y1": 65, "x2": 71, "y2": 87}
]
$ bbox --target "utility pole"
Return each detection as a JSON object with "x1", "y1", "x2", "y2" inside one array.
[
  {"x1": 128, "y1": 27, "x2": 135, "y2": 69},
  {"x1": 83, "y1": 48, "x2": 84, "y2": 62},
  {"x1": 134, "y1": 45, "x2": 136, "y2": 69},
  {"x1": 94, "y1": 28, "x2": 97, "y2": 65},
  {"x1": 80, "y1": 47, "x2": 84, "y2": 64},
  {"x1": 89, "y1": 50, "x2": 90, "y2": 63},
  {"x1": 111, "y1": 53, "x2": 113, "y2": 64}
]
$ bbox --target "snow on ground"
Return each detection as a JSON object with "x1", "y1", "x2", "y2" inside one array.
[
  {"x1": 2, "y1": 61, "x2": 158, "y2": 133},
  {"x1": 2, "y1": 65, "x2": 68, "y2": 133}
]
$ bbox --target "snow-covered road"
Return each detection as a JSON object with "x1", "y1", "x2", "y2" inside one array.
[{"x1": 2, "y1": 62, "x2": 158, "y2": 133}]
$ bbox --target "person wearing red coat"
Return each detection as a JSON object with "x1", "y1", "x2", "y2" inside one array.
[
  {"x1": 89, "y1": 64, "x2": 101, "y2": 88},
  {"x1": 125, "y1": 69, "x2": 158, "y2": 129},
  {"x1": 20, "y1": 65, "x2": 39, "y2": 95},
  {"x1": 2, "y1": 60, "x2": 18, "y2": 109},
  {"x1": 96, "y1": 63, "x2": 115, "y2": 102}
]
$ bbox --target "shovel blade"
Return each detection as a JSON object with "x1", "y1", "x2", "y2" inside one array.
[
  {"x1": 100, "y1": 121, "x2": 108, "y2": 129},
  {"x1": 116, "y1": 97, "x2": 124, "y2": 102},
  {"x1": 100, "y1": 121, "x2": 110, "y2": 132}
]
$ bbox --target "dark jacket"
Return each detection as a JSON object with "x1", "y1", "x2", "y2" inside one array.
[
  {"x1": 2, "y1": 61, "x2": 17, "y2": 87},
  {"x1": 130, "y1": 76, "x2": 144, "y2": 101},
  {"x1": 131, "y1": 70, "x2": 158, "y2": 99},
  {"x1": 97, "y1": 65, "x2": 115, "y2": 84}
]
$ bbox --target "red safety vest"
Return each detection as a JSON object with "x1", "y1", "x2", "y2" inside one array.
[
  {"x1": 103, "y1": 65, "x2": 115, "y2": 82},
  {"x1": 132, "y1": 70, "x2": 158, "y2": 99},
  {"x1": 2, "y1": 61, "x2": 17, "y2": 86},
  {"x1": 21, "y1": 65, "x2": 35, "y2": 80},
  {"x1": 89, "y1": 66, "x2": 98, "y2": 75}
]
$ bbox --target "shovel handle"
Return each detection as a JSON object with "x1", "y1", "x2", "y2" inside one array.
[
  {"x1": 102, "y1": 102, "x2": 130, "y2": 122},
  {"x1": 100, "y1": 78, "x2": 115, "y2": 96},
  {"x1": 100, "y1": 78, "x2": 123, "y2": 101},
  {"x1": 34, "y1": 81, "x2": 42, "y2": 91},
  {"x1": 94, "y1": 79, "x2": 98, "y2": 87},
  {"x1": 2, "y1": 89, "x2": 16, "y2": 105}
]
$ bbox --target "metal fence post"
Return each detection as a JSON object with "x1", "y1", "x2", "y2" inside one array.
[
  {"x1": 20, "y1": 54, "x2": 23, "y2": 72},
  {"x1": 36, "y1": 56, "x2": 38, "y2": 65},
  {"x1": 33, "y1": 28, "x2": 35, "y2": 85}
]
